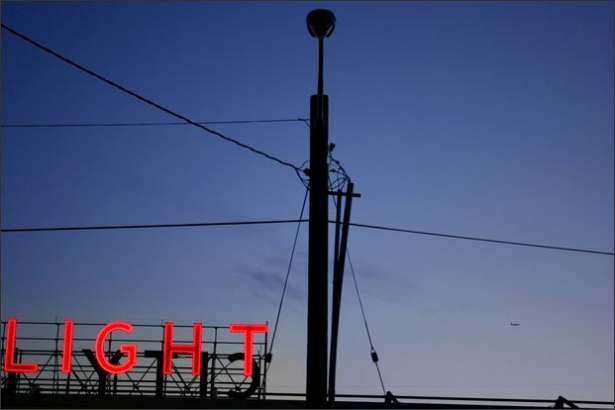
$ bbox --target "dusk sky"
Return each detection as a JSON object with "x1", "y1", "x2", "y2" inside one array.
[{"x1": 1, "y1": 1, "x2": 613, "y2": 402}]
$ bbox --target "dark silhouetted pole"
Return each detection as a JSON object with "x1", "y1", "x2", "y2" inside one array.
[
  {"x1": 306, "y1": 9, "x2": 335, "y2": 408},
  {"x1": 328, "y1": 182, "x2": 355, "y2": 403}
]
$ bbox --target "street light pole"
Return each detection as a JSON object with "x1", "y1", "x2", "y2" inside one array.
[{"x1": 306, "y1": 9, "x2": 335, "y2": 408}]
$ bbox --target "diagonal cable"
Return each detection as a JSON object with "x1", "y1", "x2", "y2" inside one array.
[
  {"x1": 1, "y1": 24, "x2": 301, "y2": 172},
  {"x1": 266, "y1": 188, "x2": 309, "y2": 372},
  {"x1": 346, "y1": 249, "x2": 386, "y2": 395},
  {"x1": 328, "y1": 178, "x2": 388, "y2": 395}
]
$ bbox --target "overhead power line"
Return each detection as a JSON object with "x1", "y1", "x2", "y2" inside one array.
[
  {"x1": 1, "y1": 118, "x2": 309, "y2": 128},
  {"x1": 347, "y1": 222, "x2": 614, "y2": 256},
  {"x1": 0, "y1": 24, "x2": 301, "y2": 173},
  {"x1": 1, "y1": 219, "x2": 611, "y2": 256},
  {"x1": 0, "y1": 219, "x2": 307, "y2": 233}
]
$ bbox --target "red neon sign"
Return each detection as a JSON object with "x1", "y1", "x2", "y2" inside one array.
[
  {"x1": 3, "y1": 319, "x2": 267, "y2": 379},
  {"x1": 229, "y1": 323, "x2": 268, "y2": 376},
  {"x1": 61, "y1": 320, "x2": 74, "y2": 373},
  {"x1": 3, "y1": 318, "x2": 39, "y2": 373},
  {"x1": 95, "y1": 321, "x2": 138, "y2": 374},
  {"x1": 163, "y1": 321, "x2": 202, "y2": 376}
]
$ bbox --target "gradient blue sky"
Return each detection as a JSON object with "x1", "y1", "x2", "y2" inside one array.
[{"x1": 1, "y1": 1, "x2": 613, "y2": 401}]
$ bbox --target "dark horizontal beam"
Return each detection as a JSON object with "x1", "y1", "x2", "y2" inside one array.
[
  {"x1": 328, "y1": 190, "x2": 362, "y2": 198},
  {"x1": 266, "y1": 392, "x2": 613, "y2": 406}
]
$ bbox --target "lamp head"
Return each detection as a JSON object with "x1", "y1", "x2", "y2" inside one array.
[{"x1": 307, "y1": 9, "x2": 336, "y2": 39}]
